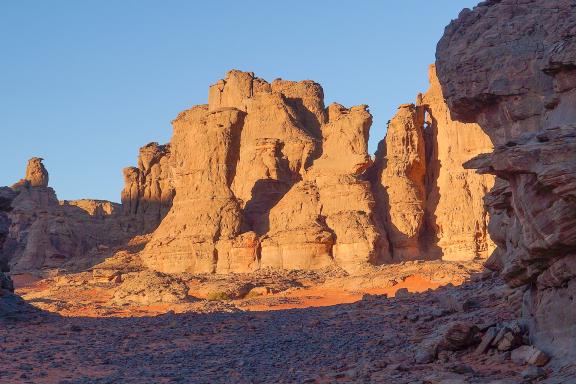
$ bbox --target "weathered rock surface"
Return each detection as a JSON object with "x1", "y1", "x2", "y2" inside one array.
[
  {"x1": 0, "y1": 187, "x2": 17, "y2": 270},
  {"x1": 24, "y1": 157, "x2": 49, "y2": 187},
  {"x1": 121, "y1": 142, "x2": 174, "y2": 234},
  {"x1": 140, "y1": 71, "x2": 390, "y2": 274},
  {"x1": 370, "y1": 67, "x2": 495, "y2": 262},
  {"x1": 111, "y1": 270, "x2": 188, "y2": 306},
  {"x1": 140, "y1": 106, "x2": 246, "y2": 274},
  {"x1": 2, "y1": 69, "x2": 496, "y2": 274},
  {"x1": 421, "y1": 65, "x2": 495, "y2": 261},
  {"x1": 373, "y1": 103, "x2": 427, "y2": 260},
  {"x1": 0, "y1": 159, "x2": 132, "y2": 272},
  {"x1": 436, "y1": 0, "x2": 576, "y2": 362}
]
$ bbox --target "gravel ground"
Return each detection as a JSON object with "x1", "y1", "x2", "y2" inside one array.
[{"x1": 1, "y1": 276, "x2": 575, "y2": 383}]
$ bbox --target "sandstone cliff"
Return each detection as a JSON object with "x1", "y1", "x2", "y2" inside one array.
[
  {"x1": 436, "y1": 0, "x2": 576, "y2": 361},
  {"x1": 121, "y1": 142, "x2": 174, "y2": 234},
  {"x1": 135, "y1": 69, "x2": 493, "y2": 274},
  {"x1": 3, "y1": 70, "x2": 496, "y2": 275},
  {"x1": 139, "y1": 71, "x2": 389, "y2": 274},
  {"x1": 0, "y1": 159, "x2": 130, "y2": 272},
  {"x1": 370, "y1": 67, "x2": 495, "y2": 262}
]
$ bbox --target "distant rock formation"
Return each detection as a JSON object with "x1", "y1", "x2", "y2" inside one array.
[
  {"x1": 24, "y1": 157, "x2": 49, "y2": 187},
  {"x1": 133, "y1": 69, "x2": 492, "y2": 274},
  {"x1": 121, "y1": 142, "x2": 174, "y2": 234},
  {"x1": 0, "y1": 159, "x2": 131, "y2": 272},
  {"x1": 436, "y1": 0, "x2": 576, "y2": 362},
  {"x1": 370, "y1": 66, "x2": 495, "y2": 262},
  {"x1": 1, "y1": 69, "x2": 495, "y2": 275}
]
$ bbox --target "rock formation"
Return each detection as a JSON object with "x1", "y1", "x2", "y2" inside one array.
[
  {"x1": 134, "y1": 69, "x2": 493, "y2": 274},
  {"x1": 0, "y1": 159, "x2": 131, "y2": 272},
  {"x1": 121, "y1": 142, "x2": 174, "y2": 234},
  {"x1": 420, "y1": 65, "x2": 495, "y2": 261},
  {"x1": 137, "y1": 70, "x2": 394, "y2": 275},
  {"x1": 436, "y1": 0, "x2": 576, "y2": 361},
  {"x1": 0, "y1": 187, "x2": 17, "y2": 271},
  {"x1": 372, "y1": 103, "x2": 427, "y2": 260},
  {"x1": 24, "y1": 157, "x2": 48, "y2": 187},
  {"x1": 140, "y1": 106, "x2": 246, "y2": 274},
  {"x1": 3, "y1": 70, "x2": 496, "y2": 275},
  {"x1": 370, "y1": 66, "x2": 495, "y2": 262}
]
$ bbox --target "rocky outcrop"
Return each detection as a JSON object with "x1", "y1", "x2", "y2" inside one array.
[
  {"x1": 24, "y1": 157, "x2": 49, "y2": 187},
  {"x1": 370, "y1": 67, "x2": 495, "y2": 262},
  {"x1": 140, "y1": 106, "x2": 246, "y2": 274},
  {"x1": 139, "y1": 71, "x2": 392, "y2": 275},
  {"x1": 436, "y1": 0, "x2": 576, "y2": 361},
  {"x1": 421, "y1": 65, "x2": 495, "y2": 261},
  {"x1": 373, "y1": 103, "x2": 427, "y2": 260},
  {"x1": 2, "y1": 69, "x2": 496, "y2": 275},
  {"x1": 0, "y1": 159, "x2": 130, "y2": 272},
  {"x1": 0, "y1": 187, "x2": 17, "y2": 271},
  {"x1": 134, "y1": 69, "x2": 496, "y2": 274},
  {"x1": 121, "y1": 142, "x2": 174, "y2": 234}
]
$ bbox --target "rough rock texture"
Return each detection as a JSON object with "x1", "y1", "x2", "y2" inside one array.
[
  {"x1": 3, "y1": 70, "x2": 496, "y2": 275},
  {"x1": 121, "y1": 142, "x2": 174, "y2": 234},
  {"x1": 141, "y1": 71, "x2": 389, "y2": 274},
  {"x1": 24, "y1": 157, "x2": 48, "y2": 187},
  {"x1": 0, "y1": 159, "x2": 130, "y2": 272},
  {"x1": 373, "y1": 103, "x2": 427, "y2": 260},
  {"x1": 0, "y1": 187, "x2": 17, "y2": 271},
  {"x1": 140, "y1": 106, "x2": 246, "y2": 274},
  {"x1": 421, "y1": 65, "x2": 495, "y2": 261},
  {"x1": 111, "y1": 270, "x2": 188, "y2": 305},
  {"x1": 436, "y1": 0, "x2": 576, "y2": 362},
  {"x1": 370, "y1": 67, "x2": 495, "y2": 262}
]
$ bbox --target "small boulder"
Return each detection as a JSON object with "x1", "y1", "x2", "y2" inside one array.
[
  {"x1": 438, "y1": 321, "x2": 480, "y2": 351},
  {"x1": 395, "y1": 288, "x2": 410, "y2": 298},
  {"x1": 511, "y1": 345, "x2": 550, "y2": 367}
]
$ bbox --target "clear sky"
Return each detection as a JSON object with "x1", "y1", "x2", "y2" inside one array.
[{"x1": 0, "y1": 1, "x2": 479, "y2": 202}]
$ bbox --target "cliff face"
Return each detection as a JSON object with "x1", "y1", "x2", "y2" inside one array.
[
  {"x1": 436, "y1": 0, "x2": 576, "y2": 361},
  {"x1": 0, "y1": 159, "x2": 130, "y2": 272},
  {"x1": 370, "y1": 67, "x2": 495, "y2": 262},
  {"x1": 121, "y1": 142, "x2": 174, "y2": 234},
  {"x1": 135, "y1": 69, "x2": 493, "y2": 274},
  {"x1": 140, "y1": 71, "x2": 389, "y2": 274},
  {"x1": 2, "y1": 69, "x2": 496, "y2": 275},
  {"x1": 421, "y1": 65, "x2": 495, "y2": 261}
]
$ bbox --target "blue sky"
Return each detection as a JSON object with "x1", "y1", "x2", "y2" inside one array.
[{"x1": 0, "y1": 1, "x2": 479, "y2": 202}]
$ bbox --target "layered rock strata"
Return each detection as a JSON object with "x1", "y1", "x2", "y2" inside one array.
[{"x1": 436, "y1": 0, "x2": 576, "y2": 361}]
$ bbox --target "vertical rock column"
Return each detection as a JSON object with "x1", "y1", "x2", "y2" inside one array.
[
  {"x1": 373, "y1": 104, "x2": 427, "y2": 260},
  {"x1": 140, "y1": 106, "x2": 246, "y2": 274},
  {"x1": 421, "y1": 64, "x2": 495, "y2": 261}
]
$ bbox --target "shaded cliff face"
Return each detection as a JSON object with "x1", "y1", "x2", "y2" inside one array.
[
  {"x1": 421, "y1": 65, "x2": 495, "y2": 261},
  {"x1": 436, "y1": 0, "x2": 576, "y2": 361}
]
